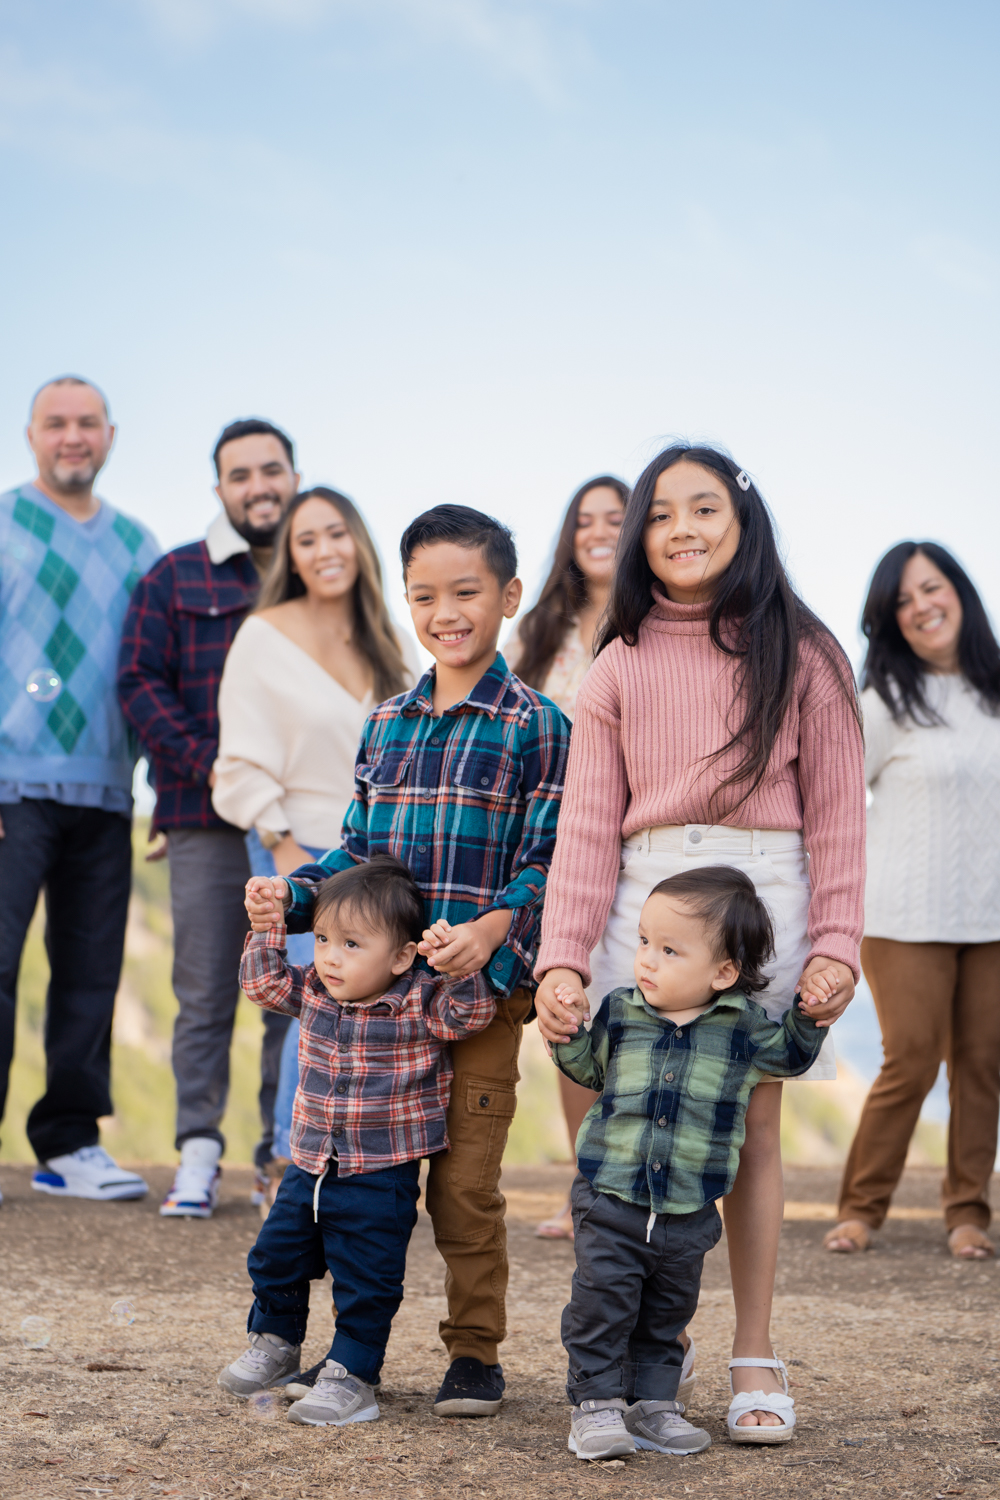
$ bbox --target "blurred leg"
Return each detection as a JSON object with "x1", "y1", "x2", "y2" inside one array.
[{"x1": 944, "y1": 941, "x2": 1000, "y2": 1233}]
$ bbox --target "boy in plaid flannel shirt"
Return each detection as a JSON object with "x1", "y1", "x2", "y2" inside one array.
[
  {"x1": 219, "y1": 855, "x2": 495, "y2": 1426},
  {"x1": 245, "y1": 505, "x2": 571, "y2": 1417}
]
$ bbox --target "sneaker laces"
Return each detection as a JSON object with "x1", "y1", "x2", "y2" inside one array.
[
  {"x1": 241, "y1": 1336, "x2": 286, "y2": 1372},
  {"x1": 169, "y1": 1161, "x2": 216, "y2": 1200},
  {"x1": 74, "y1": 1146, "x2": 119, "y2": 1168},
  {"x1": 584, "y1": 1407, "x2": 626, "y2": 1428}
]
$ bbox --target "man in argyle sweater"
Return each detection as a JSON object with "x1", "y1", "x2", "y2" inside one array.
[{"x1": 0, "y1": 376, "x2": 159, "y2": 1204}]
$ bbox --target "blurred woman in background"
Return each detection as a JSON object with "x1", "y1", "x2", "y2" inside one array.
[
  {"x1": 826, "y1": 542, "x2": 1000, "y2": 1260},
  {"x1": 213, "y1": 486, "x2": 418, "y2": 1206},
  {"x1": 506, "y1": 473, "x2": 628, "y2": 1239}
]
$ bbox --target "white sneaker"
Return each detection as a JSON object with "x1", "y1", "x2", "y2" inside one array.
[
  {"x1": 160, "y1": 1138, "x2": 222, "y2": 1219},
  {"x1": 32, "y1": 1146, "x2": 148, "y2": 1202}
]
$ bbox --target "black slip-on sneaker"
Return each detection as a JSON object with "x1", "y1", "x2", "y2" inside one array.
[{"x1": 433, "y1": 1357, "x2": 505, "y2": 1416}]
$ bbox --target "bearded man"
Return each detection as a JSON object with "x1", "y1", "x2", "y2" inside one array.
[{"x1": 118, "y1": 418, "x2": 299, "y2": 1218}]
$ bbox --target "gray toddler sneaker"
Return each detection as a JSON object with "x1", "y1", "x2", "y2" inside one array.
[
  {"x1": 624, "y1": 1398, "x2": 711, "y2": 1454},
  {"x1": 568, "y1": 1399, "x2": 635, "y2": 1461},
  {"x1": 218, "y1": 1332, "x2": 301, "y2": 1397},
  {"x1": 286, "y1": 1361, "x2": 379, "y2": 1427}
]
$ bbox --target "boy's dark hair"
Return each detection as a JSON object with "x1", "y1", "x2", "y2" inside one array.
[
  {"x1": 648, "y1": 866, "x2": 774, "y2": 996},
  {"x1": 212, "y1": 418, "x2": 296, "y2": 476},
  {"x1": 400, "y1": 503, "x2": 517, "y2": 586},
  {"x1": 313, "y1": 855, "x2": 425, "y2": 948}
]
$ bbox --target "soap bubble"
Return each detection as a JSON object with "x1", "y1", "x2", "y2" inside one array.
[
  {"x1": 110, "y1": 1299, "x2": 135, "y2": 1327},
  {"x1": 25, "y1": 669, "x2": 62, "y2": 703},
  {"x1": 247, "y1": 1390, "x2": 282, "y2": 1422},
  {"x1": 20, "y1": 1316, "x2": 51, "y2": 1349}
]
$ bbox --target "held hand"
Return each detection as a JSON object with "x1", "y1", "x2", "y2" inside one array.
[
  {"x1": 418, "y1": 918, "x2": 491, "y2": 979},
  {"x1": 795, "y1": 958, "x2": 855, "y2": 1028},
  {"x1": 145, "y1": 828, "x2": 169, "y2": 862},
  {"x1": 0, "y1": 810, "x2": 5, "y2": 838},
  {"x1": 245, "y1": 875, "x2": 288, "y2": 932},
  {"x1": 535, "y1": 968, "x2": 588, "y2": 1045}
]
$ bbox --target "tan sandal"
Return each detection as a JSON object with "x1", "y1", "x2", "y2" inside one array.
[
  {"x1": 535, "y1": 1201, "x2": 574, "y2": 1240},
  {"x1": 822, "y1": 1219, "x2": 872, "y2": 1253},
  {"x1": 948, "y1": 1225, "x2": 995, "y2": 1260}
]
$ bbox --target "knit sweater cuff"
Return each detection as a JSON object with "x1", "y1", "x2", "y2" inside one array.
[
  {"x1": 534, "y1": 939, "x2": 594, "y2": 987},
  {"x1": 804, "y1": 933, "x2": 861, "y2": 982}
]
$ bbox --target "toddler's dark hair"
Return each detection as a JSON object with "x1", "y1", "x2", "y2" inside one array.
[
  {"x1": 648, "y1": 866, "x2": 774, "y2": 995},
  {"x1": 400, "y1": 503, "x2": 517, "y2": 586},
  {"x1": 313, "y1": 854, "x2": 425, "y2": 949}
]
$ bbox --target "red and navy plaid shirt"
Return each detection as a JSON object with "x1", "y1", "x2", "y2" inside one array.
[
  {"x1": 117, "y1": 541, "x2": 259, "y2": 829},
  {"x1": 284, "y1": 655, "x2": 572, "y2": 997},
  {"x1": 240, "y1": 926, "x2": 496, "y2": 1176}
]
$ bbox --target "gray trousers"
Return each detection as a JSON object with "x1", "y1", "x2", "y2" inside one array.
[
  {"x1": 167, "y1": 826, "x2": 252, "y2": 1151},
  {"x1": 561, "y1": 1173, "x2": 722, "y2": 1404}
]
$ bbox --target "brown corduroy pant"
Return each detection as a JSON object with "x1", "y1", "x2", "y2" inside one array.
[
  {"x1": 837, "y1": 936, "x2": 1000, "y2": 1232},
  {"x1": 425, "y1": 987, "x2": 533, "y2": 1365}
]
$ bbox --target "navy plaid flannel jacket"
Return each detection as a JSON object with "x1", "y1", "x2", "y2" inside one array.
[
  {"x1": 284, "y1": 655, "x2": 572, "y2": 997},
  {"x1": 117, "y1": 541, "x2": 259, "y2": 828}
]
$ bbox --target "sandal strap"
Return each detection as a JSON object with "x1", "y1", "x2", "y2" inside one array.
[
  {"x1": 728, "y1": 1389, "x2": 795, "y2": 1420},
  {"x1": 728, "y1": 1357, "x2": 788, "y2": 1395}
]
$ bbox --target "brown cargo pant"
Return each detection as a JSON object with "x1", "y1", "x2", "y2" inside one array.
[
  {"x1": 425, "y1": 987, "x2": 533, "y2": 1365},
  {"x1": 837, "y1": 936, "x2": 1000, "y2": 1232}
]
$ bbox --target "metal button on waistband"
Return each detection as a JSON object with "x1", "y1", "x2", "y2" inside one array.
[
  {"x1": 688, "y1": 829, "x2": 702, "y2": 844},
  {"x1": 652, "y1": 1160, "x2": 662, "y2": 1172},
  {"x1": 657, "y1": 1116, "x2": 667, "y2": 1127}
]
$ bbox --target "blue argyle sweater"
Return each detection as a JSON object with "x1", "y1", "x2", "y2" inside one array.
[{"x1": 0, "y1": 485, "x2": 160, "y2": 797}]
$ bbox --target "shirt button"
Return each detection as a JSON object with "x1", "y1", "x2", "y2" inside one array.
[
  {"x1": 336, "y1": 1084, "x2": 347, "y2": 1094},
  {"x1": 652, "y1": 1161, "x2": 662, "y2": 1172},
  {"x1": 688, "y1": 829, "x2": 702, "y2": 844},
  {"x1": 494, "y1": 961, "x2": 503, "y2": 971},
  {"x1": 431, "y1": 736, "x2": 440, "y2": 745},
  {"x1": 664, "y1": 1071, "x2": 674, "y2": 1082},
  {"x1": 675, "y1": 1029, "x2": 683, "y2": 1039},
  {"x1": 418, "y1": 844, "x2": 427, "y2": 853},
  {"x1": 208, "y1": 605, "x2": 219, "y2": 617},
  {"x1": 657, "y1": 1116, "x2": 667, "y2": 1127},
  {"x1": 332, "y1": 1126, "x2": 344, "y2": 1138},
  {"x1": 480, "y1": 776, "x2": 489, "y2": 786}
]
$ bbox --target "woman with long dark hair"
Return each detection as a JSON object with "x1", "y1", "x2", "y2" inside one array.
[
  {"x1": 506, "y1": 475, "x2": 628, "y2": 1238},
  {"x1": 212, "y1": 487, "x2": 418, "y2": 1206},
  {"x1": 533, "y1": 443, "x2": 865, "y2": 1443},
  {"x1": 825, "y1": 542, "x2": 1000, "y2": 1260}
]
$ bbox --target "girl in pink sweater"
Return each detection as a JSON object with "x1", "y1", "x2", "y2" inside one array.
[{"x1": 535, "y1": 443, "x2": 865, "y2": 1444}]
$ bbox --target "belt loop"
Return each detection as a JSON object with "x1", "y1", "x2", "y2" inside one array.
[
  {"x1": 640, "y1": 828, "x2": 650, "y2": 856},
  {"x1": 752, "y1": 829, "x2": 762, "y2": 856}
]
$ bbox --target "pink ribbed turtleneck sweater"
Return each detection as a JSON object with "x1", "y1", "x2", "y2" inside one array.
[{"x1": 535, "y1": 590, "x2": 866, "y2": 984}]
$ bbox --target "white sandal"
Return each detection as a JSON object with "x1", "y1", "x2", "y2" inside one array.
[
  {"x1": 677, "y1": 1337, "x2": 697, "y2": 1407},
  {"x1": 726, "y1": 1357, "x2": 795, "y2": 1445}
]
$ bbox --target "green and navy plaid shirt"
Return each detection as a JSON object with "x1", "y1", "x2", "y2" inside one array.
[
  {"x1": 553, "y1": 987, "x2": 823, "y2": 1214},
  {"x1": 284, "y1": 655, "x2": 571, "y2": 997}
]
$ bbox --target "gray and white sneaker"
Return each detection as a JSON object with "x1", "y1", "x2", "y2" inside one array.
[
  {"x1": 568, "y1": 1399, "x2": 635, "y2": 1461},
  {"x1": 286, "y1": 1361, "x2": 379, "y2": 1427},
  {"x1": 624, "y1": 1398, "x2": 711, "y2": 1454},
  {"x1": 218, "y1": 1332, "x2": 301, "y2": 1397}
]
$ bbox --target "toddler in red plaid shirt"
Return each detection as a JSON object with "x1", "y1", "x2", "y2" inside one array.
[{"x1": 218, "y1": 855, "x2": 495, "y2": 1427}]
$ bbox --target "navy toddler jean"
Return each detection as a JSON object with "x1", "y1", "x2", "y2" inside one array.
[{"x1": 248, "y1": 1157, "x2": 421, "y2": 1385}]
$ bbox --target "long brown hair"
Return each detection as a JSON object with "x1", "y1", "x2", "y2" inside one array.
[
  {"x1": 256, "y1": 487, "x2": 409, "y2": 703},
  {"x1": 513, "y1": 475, "x2": 629, "y2": 689}
]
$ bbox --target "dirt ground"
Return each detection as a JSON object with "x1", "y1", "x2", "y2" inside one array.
[{"x1": 1, "y1": 1161, "x2": 998, "y2": 1500}]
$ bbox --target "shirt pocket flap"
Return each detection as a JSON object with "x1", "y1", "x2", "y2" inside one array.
[
  {"x1": 356, "y1": 749, "x2": 413, "y2": 788},
  {"x1": 452, "y1": 749, "x2": 516, "y2": 797},
  {"x1": 464, "y1": 1080, "x2": 517, "y2": 1118},
  {"x1": 175, "y1": 585, "x2": 248, "y2": 619},
  {"x1": 686, "y1": 1053, "x2": 729, "y2": 1101}
]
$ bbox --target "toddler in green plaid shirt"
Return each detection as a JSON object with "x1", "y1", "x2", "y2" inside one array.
[{"x1": 550, "y1": 866, "x2": 838, "y2": 1462}]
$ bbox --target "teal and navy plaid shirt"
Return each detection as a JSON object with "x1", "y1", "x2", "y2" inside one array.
[
  {"x1": 285, "y1": 655, "x2": 571, "y2": 996},
  {"x1": 553, "y1": 987, "x2": 823, "y2": 1214}
]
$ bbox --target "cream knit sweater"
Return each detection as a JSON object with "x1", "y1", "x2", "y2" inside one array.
[
  {"x1": 864, "y1": 675, "x2": 1000, "y2": 943},
  {"x1": 535, "y1": 590, "x2": 867, "y2": 985}
]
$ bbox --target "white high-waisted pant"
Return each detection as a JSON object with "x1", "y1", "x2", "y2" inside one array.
[{"x1": 586, "y1": 824, "x2": 836, "y2": 1082}]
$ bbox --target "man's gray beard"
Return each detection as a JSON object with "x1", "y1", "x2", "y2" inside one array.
[{"x1": 51, "y1": 461, "x2": 98, "y2": 493}]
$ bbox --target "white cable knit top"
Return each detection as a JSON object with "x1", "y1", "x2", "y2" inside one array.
[
  {"x1": 864, "y1": 674, "x2": 1000, "y2": 943},
  {"x1": 211, "y1": 615, "x2": 420, "y2": 849}
]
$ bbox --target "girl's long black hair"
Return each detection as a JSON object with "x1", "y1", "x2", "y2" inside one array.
[
  {"x1": 598, "y1": 442, "x2": 859, "y2": 811},
  {"x1": 861, "y1": 541, "x2": 1000, "y2": 724},
  {"x1": 514, "y1": 475, "x2": 629, "y2": 689}
]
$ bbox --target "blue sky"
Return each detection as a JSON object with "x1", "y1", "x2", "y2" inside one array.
[{"x1": 1, "y1": 0, "x2": 998, "y2": 655}]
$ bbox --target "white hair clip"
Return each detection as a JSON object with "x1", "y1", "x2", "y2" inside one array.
[{"x1": 735, "y1": 470, "x2": 751, "y2": 491}]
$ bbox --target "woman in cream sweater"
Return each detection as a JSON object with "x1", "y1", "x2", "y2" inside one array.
[
  {"x1": 826, "y1": 542, "x2": 1000, "y2": 1260},
  {"x1": 212, "y1": 486, "x2": 419, "y2": 1178}
]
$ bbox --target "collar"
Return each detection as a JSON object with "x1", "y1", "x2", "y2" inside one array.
[
  {"x1": 624, "y1": 985, "x2": 751, "y2": 1024},
  {"x1": 306, "y1": 966, "x2": 413, "y2": 1013},
  {"x1": 206, "y1": 509, "x2": 251, "y2": 566},
  {"x1": 400, "y1": 652, "x2": 512, "y2": 719}
]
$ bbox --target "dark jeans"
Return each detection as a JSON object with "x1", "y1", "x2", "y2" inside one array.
[
  {"x1": 247, "y1": 1157, "x2": 422, "y2": 1385},
  {"x1": 561, "y1": 1173, "x2": 722, "y2": 1404},
  {"x1": 166, "y1": 827, "x2": 251, "y2": 1151},
  {"x1": 0, "y1": 799, "x2": 132, "y2": 1161}
]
